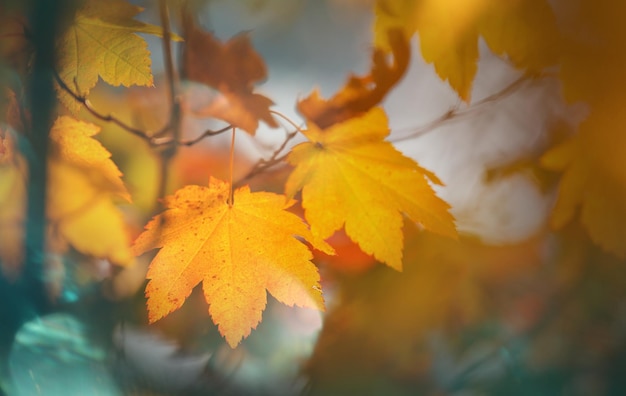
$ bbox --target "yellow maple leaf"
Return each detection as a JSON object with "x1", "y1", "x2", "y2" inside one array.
[
  {"x1": 285, "y1": 107, "x2": 457, "y2": 271},
  {"x1": 55, "y1": 0, "x2": 177, "y2": 112},
  {"x1": 373, "y1": 0, "x2": 560, "y2": 100},
  {"x1": 132, "y1": 177, "x2": 332, "y2": 348}
]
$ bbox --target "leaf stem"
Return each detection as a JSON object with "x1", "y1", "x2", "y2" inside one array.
[
  {"x1": 269, "y1": 110, "x2": 305, "y2": 134},
  {"x1": 229, "y1": 127, "x2": 236, "y2": 207}
]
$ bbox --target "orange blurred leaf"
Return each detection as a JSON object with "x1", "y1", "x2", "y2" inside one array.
[
  {"x1": 183, "y1": 20, "x2": 278, "y2": 135},
  {"x1": 285, "y1": 107, "x2": 456, "y2": 270},
  {"x1": 132, "y1": 177, "x2": 332, "y2": 347},
  {"x1": 315, "y1": 230, "x2": 377, "y2": 275},
  {"x1": 297, "y1": 28, "x2": 409, "y2": 129}
]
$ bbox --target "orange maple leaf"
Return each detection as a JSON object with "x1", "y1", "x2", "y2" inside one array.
[
  {"x1": 183, "y1": 19, "x2": 278, "y2": 135},
  {"x1": 132, "y1": 177, "x2": 332, "y2": 347},
  {"x1": 285, "y1": 107, "x2": 456, "y2": 270},
  {"x1": 297, "y1": 29, "x2": 409, "y2": 129}
]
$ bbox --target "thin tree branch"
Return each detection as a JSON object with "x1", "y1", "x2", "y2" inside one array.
[
  {"x1": 237, "y1": 111, "x2": 302, "y2": 184},
  {"x1": 53, "y1": 71, "x2": 231, "y2": 147},
  {"x1": 391, "y1": 74, "x2": 549, "y2": 143},
  {"x1": 158, "y1": 0, "x2": 181, "y2": 149},
  {"x1": 238, "y1": 140, "x2": 293, "y2": 184},
  {"x1": 54, "y1": 72, "x2": 169, "y2": 141},
  {"x1": 155, "y1": 0, "x2": 180, "y2": 204},
  {"x1": 178, "y1": 125, "x2": 233, "y2": 146}
]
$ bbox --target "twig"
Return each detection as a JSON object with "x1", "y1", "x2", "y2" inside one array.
[
  {"x1": 391, "y1": 74, "x2": 547, "y2": 143},
  {"x1": 237, "y1": 111, "x2": 302, "y2": 183},
  {"x1": 53, "y1": 72, "x2": 231, "y2": 147},
  {"x1": 177, "y1": 125, "x2": 233, "y2": 146},
  {"x1": 237, "y1": 134, "x2": 296, "y2": 184},
  {"x1": 54, "y1": 72, "x2": 169, "y2": 141}
]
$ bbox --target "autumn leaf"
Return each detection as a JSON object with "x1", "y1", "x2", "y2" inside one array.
[
  {"x1": 297, "y1": 28, "x2": 409, "y2": 129},
  {"x1": 373, "y1": 0, "x2": 560, "y2": 100},
  {"x1": 182, "y1": 19, "x2": 278, "y2": 135},
  {"x1": 132, "y1": 177, "x2": 332, "y2": 347},
  {"x1": 285, "y1": 107, "x2": 456, "y2": 271},
  {"x1": 55, "y1": 0, "x2": 176, "y2": 113}
]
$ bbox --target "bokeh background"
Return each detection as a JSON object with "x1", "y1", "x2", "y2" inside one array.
[{"x1": 2, "y1": 0, "x2": 626, "y2": 395}]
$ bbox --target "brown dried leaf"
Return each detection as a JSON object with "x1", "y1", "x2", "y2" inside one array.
[
  {"x1": 297, "y1": 29, "x2": 409, "y2": 129},
  {"x1": 183, "y1": 20, "x2": 278, "y2": 135}
]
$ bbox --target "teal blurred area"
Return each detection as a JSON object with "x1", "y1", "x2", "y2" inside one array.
[{"x1": 6, "y1": 314, "x2": 120, "y2": 396}]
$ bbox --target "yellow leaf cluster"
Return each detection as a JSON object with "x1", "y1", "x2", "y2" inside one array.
[
  {"x1": 286, "y1": 107, "x2": 456, "y2": 270},
  {"x1": 132, "y1": 178, "x2": 332, "y2": 347},
  {"x1": 0, "y1": 116, "x2": 133, "y2": 276},
  {"x1": 374, "y1": 0, "x2": 560, "y2": 100},
  {"x1": 47, "y1": 116, "x2": 133, "y2": 265}
]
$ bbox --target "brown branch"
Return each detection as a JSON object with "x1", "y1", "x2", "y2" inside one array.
[
  {"x1": 53, "y1": 71, "x2": 231, "y2": 147},
  {"x1": 154, "y1": 0, "x2": 180, "y2": 205},
  {"x1": 391, "y1": 74, "x2": 549, "y2": 143},
  {"x1": 158, "y1": 0, "x2": 181, "y2": 149},
  {"x1": 237, "y1": 133, "x2": 297, "y2": 184},
  {"x1": 178, "y1": 125, "x2": 233, "y2": 146},
  {"x1": 237, "y1": 111, "x2": 302, "y2": 184},
  {"x1": 54, "y1": 72, "x2": 169, "y2": 140}
]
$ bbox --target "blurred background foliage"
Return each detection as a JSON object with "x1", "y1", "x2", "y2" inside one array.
[{"x1": 2, "y1": 0, "x2": 626, "y2": 395}]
